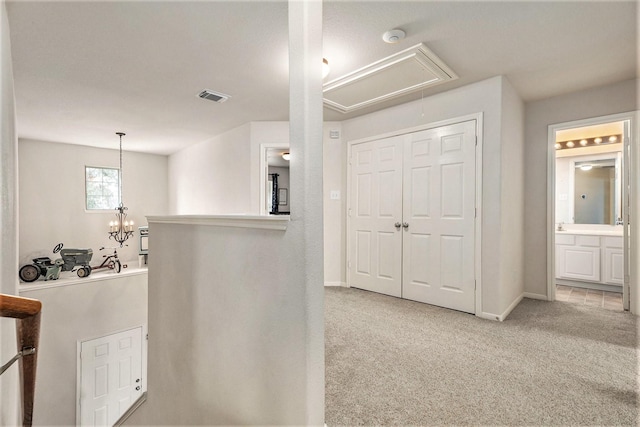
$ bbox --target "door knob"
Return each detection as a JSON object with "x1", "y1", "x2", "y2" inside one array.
[
  {"x1": 136, "y1": 386, "x2": 141, "y2": 391},
  {"x1": 136, "y1": 379, "x2": 140, "y2": 383},
  {"x1": 402, "y1": 222, "x2": 409, "y2": 229},
  {"x1": 394, "y1": 222, "x2": 402, "y2": 229}
]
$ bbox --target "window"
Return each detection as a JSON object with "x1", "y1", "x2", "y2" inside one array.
[{"x1": 85, "y1": 166, "x2": 120, "y2": 210}]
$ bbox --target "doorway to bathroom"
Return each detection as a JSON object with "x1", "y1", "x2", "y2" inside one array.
[{"x1": 549, "y1": 114, "x2": 632, "y2": 311}]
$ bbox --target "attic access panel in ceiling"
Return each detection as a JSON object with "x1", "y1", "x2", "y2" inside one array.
[{"x1": 323, "y1": 43, "x2": 458, "y2": 114}]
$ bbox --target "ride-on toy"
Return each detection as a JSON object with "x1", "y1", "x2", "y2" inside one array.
[
  {"x1": 91, "y1": 247, "x2": 126, "y2": 273},
  {"x1": 19, "y1": 243, "x2": 93, "y2": 282}
]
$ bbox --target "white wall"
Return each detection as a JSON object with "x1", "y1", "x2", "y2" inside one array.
[
  {"x1": 498, "y1": 76, "x2": 525, "y2": 312},
  {"x1": 125, "y1": 2, "x2": 324, "y2": 423},
  {"x1": 169, "y1": 123, "x2": 252, "y2": 214},
  {"x1": 524, "y1": 79, "x2": 638, "y2": 297},
  {"x1": 323, "y1": 122, "x2": 344, "y2": 286},
  {"x1": 170, "y1": 120, "x2": 345, "y2": 287},
  {"x1": 0, "y1": 1, "x2": 20, "y2": 424},
  {"x1": 18, "y1": 273, "x2": 148, "y2": 426},
  {"x1": 19, "y1": 139, "x2": 168, "y2": 265},
  {"x1": 342, "y1": 76, "x2": 517, "y2": 318}
]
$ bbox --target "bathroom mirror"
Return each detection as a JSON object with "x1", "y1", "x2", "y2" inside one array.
[
  {"x1": 260, "y1": 144, "x2": 290, "y2": 215},
  {"x1": 556, "y1": 152, "x2": 622, "y2": 225}
]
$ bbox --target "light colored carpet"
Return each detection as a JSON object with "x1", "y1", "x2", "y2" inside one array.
[{"x1": 325, "y1": 287, "x2": 639, "y2": 426}]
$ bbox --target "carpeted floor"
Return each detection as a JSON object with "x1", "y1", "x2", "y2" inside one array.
[{"x1": 325, "y1": 287, "x2": 639, "y2": 426}]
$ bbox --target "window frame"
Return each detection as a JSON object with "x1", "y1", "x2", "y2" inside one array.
[{"x1": 84, "y1": 165, "x2": 121, "y2": 211}]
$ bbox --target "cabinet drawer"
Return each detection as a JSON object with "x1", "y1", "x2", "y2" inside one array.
[
  {"x1": 576, "y1": 235, "x2": 600, "y2": 247},
  {"x1": 604, "y1": 236, "x2": 623, "y2": 249},
  {"x1": 555, "y1": 234, "x2": 575, "y2": 245}
]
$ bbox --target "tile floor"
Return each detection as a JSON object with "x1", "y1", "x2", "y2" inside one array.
[{"x1": 556, "y1": 284, "x2": 623, "y2": 311}]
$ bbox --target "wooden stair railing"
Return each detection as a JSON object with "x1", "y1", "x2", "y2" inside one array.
[{"x1": 0, "y1": 294, "x2": 42, "y2": 427}]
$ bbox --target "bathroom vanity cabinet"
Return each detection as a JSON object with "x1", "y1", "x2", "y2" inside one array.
[{"x1": 555, "y1": 232, "x2": 623, "y2": 288}]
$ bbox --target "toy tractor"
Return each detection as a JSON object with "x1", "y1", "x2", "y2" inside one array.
[{"x1": 19, "y1": 243, "x2": 93, "y2": 282}]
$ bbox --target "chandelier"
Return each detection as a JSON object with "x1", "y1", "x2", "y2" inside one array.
[{"x1": 108, "y1": 132, "x2": 134, "y2": 247}]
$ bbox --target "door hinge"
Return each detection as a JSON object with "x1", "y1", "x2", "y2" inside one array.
[
  {"x1": 475, "y1": 136, "x2": 478, "y2": 146},
  {"x1": 146, "y1": 333, "x2": 149, "y2": 341}
]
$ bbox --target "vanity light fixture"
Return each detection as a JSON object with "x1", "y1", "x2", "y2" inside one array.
[
  {"x1": 580, "y1": 164, "x2": 593, "y2": 171},
  {"x1": 282, "y1": 152, "x2": 290, "y2": 161},
  {"x1": 108, "y1": 132, "x2": 134, "y2": 247},
  {"x1": 555, "y1": 134, "x2": 621, "y2": 150}
]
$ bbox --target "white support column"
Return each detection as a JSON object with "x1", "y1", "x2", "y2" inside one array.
[{"x1": 288, "y1": 0, "x2": 325, "y2": 424}]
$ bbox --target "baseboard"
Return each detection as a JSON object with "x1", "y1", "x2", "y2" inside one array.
[
  {"x1": 324, "y1": 282, "x2": 347, "y2": 287},
  {"x1": 478, "y1": 293, "x2": 524, "y2": 322},
  {"x1": 523, "y1": 292, "x2": 549, "y2": 301}
]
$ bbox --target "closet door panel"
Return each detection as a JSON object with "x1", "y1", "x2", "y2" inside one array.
[
  {"x1": 349, "y1": 136, "x2": 403, "y2": 297},
  {"x1": 402, "y1": 120, "x2": 476, "y2": 313}
]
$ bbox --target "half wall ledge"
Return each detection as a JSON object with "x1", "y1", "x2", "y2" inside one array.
[{"x1": 146, "y1": 215, "x2": 290, "y2": 231}]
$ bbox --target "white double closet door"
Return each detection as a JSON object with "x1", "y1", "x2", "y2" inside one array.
[{"x1": 349, "y1": 120, "x2": 477, "y2": 313}]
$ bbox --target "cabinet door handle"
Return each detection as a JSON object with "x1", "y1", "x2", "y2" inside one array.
[
  {"x1": 402, "y1": 222, "x2": 409, "y2": 229},
  {"x1": 394, "y1": 222, "x2": 402, "y2": 229}
]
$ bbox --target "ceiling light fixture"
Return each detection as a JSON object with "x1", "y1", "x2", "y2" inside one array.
[
  {"x1": 580, "y1": 164, "x2": 593, "y2": 171},
  {"x1": 282, "y1": 152, "x2": 290, "y2": 161},
  {"x1": 382, "y1": 29, "x2": 406, "y2": 44},
  {"x1": 108, "y1": 132, "x2": 134, "y2": 247},
  {"x1": 322, "y1": 58, "x2": 330, "y2": 79}
]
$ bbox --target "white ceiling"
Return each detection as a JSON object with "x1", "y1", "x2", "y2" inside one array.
[{"x1": 6, "y1": 1, "x2": 637, "y2": 155}]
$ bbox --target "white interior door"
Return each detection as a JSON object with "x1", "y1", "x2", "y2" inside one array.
[
  {"x1": 402, "y1": 121, "x2": 477, "y2": 313},
  {"x1": 349, "y1": 136, "x2": 404, "y2": 297},
  {"x1": 80, "y1": 327, "x2": 143, "y2": 426}
]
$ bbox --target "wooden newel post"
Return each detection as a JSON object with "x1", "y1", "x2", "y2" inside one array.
[{"x1": 0, "y1": 294, "x2": 42, "y2": 427}]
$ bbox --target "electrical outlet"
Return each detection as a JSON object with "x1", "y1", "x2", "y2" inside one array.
[{"x1": 330, "y1": 190, "x2": 340, "y2": 200}]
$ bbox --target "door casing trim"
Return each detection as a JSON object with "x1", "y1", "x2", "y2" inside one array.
[{"x1": 546, "y1": 111, "x2": 637, "y2": 312}]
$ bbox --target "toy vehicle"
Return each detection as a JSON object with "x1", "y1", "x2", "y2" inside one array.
[
  {"x1": 18, "y1": 243, "x2": 93, "y2": 282},
  {"x1": 91, "y1": 247, "x2": 125, "y2": 273},
  {"x1": 18, "y1": 257, "x2": 64, "y2": 282}
]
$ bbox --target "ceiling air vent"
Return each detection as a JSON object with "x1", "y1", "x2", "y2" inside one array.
[
  {"x1": 323, "y1": 43, "x2": 457, "y2": 114},
  {"x1": 197, "y1": 89, "x2": 231, "y2": 103}
]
